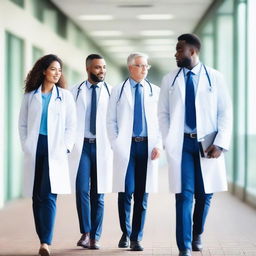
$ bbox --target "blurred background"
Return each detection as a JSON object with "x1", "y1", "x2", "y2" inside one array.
[{"x1": 0, "y1": 0, "x2": 255, "y2": 212}]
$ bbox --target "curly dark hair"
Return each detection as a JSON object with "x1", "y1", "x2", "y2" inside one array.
[{"x1": 24, "y1": 54, "x2": 66, "y2": 92}]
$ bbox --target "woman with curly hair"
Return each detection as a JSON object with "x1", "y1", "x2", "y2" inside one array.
[{"x1": 18, "y1": 54, "x2": 76, "y2": 256}]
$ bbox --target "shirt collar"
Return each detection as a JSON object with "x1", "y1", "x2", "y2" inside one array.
[
  {"x1": 86, "y1": 80, "x2": 103, "y2": 89},
  {"x1": 184, "y1": 62, "x2": 201, "y2": 76},
  {"x1": 129, "y1": 78, "x2": 144, "y2": 88}
]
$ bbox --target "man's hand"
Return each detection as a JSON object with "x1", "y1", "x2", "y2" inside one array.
[
  {"x1": 205, "y1": 145, "x2": 222, "y2": 158},
  {"x1": 151, "y1": 147, "x2": 161, "y2": 160}
]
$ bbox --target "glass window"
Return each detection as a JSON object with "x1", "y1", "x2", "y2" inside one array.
[
  {"x1": 43, "y1": 2, "x2": 58, "y2": 33},
  {"x1": 32, "y1": 46, "x2": 44, "y2": 64},
  {"x1": 9, "y1": 0, "x2": 24, "y2": 8},
  {"x1": 199, "y1": 20, "x2": 214, "y2": 67},
  {"x1": 4, "y1": 32, "x2": 24, "y2": 202},
  {"x1": 233, "y1": 1, "x2": 247, "y2": 188},
  {"x1": 215, "y1": 13, "x2": 234, "y2": 181},
  {"x1": 217, "y1": 0, "x2": 233, "y2": 14},
  {"x1": 194, "y1": 0, "x2": 250, "y2": 202},
  {"x1": 30, "y1": 0, "x2": 67, "y2": 38},
  {"x1": 201, "y1": 34, "x2": 214, "y2": 68},
  {"x1": 31, "y1": 0, "x2": 44, "y2": 22},
  {"x1": 67, "y1": 21, "x2": 87, "y2": 49},
  {"x1": 57, "y1": 12, "x2": 67, "y2": 38},
  {"x1": 246, "y1": 0, "x2": 256, "y2": 196}
]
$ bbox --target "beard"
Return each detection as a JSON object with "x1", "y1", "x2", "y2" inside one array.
[
  {"x1": 90, "y1": 72, "x2": 104, "y2": 83},
  {"x1": 177, "y1": 57, "x2": 191, "y2": 68}
]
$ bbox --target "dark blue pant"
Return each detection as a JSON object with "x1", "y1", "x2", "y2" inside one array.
[
  {"x1": 118, "y1": 140, "x2": 148, "y2": 242},
  {"x1": 76, "y1": 141, "x2": 104, "y2": 240},
  {"x1": 32, "y1": 134, "x2": 57, "y2": 245},
  {"x1": 176, "y1": 136, "x2": 213, "y2": 251}
]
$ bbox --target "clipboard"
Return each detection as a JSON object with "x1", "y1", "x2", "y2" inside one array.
[{"x1": 199, "y1": 131, "x2": 217, "y2": 158}]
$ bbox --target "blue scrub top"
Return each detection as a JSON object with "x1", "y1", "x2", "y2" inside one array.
[{"x1": 39, "y1": 92, "x2": 52, "y2": 135}]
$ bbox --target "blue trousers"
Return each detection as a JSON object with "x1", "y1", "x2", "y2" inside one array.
[
  {"x1": 176, "y1": 136, "x2": 213, "y2": 250},
  {"x1": 118, "y1": 140, "x2": 148, "y2": 242},
  {"x1": 32, "y1": 134, "x2": 57, "y2": 245},
  {"x1": 76, "y1": 141, "x2": 104, "y2": 240}
]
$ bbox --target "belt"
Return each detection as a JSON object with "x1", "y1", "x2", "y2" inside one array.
[
  {"x1": 84, "y1": 138, "x2": 96, "y2": 143},
  {"x1": 132, "y1": 136, "x2": 148, "y2": 142},
  {"x1": 184, "y1": 133, "x2": 197, "y2": 139}
]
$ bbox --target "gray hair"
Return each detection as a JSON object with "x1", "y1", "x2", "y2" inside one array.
[{"x1": 127, "y1": 52, "x2": 148, "y2": 66}]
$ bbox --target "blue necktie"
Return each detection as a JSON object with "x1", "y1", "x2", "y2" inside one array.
[
  {"x1": 133, "y1": 83, "x2": 143, "y2": 136},
  {"x1": 90, "y1": 85, "x2": 97, "y2": 135},
  {"x1": 185, "y1": 71, "x2": 196, "y2": 130}
]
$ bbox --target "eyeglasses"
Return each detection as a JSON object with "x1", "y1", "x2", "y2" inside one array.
[{"x1": 132, "y1": 64, "x2": 151, "y2": 70}]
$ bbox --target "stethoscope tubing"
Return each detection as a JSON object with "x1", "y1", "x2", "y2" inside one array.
[
  {"x1": 118, "y1": 78, "x2": 153, "y2": 102},
  {"x1": 170, "y1": 64, "x2": 212, "y2": 92},
  {"x1": 75, "y1": 81, "x2": 110, "y2": 101}
]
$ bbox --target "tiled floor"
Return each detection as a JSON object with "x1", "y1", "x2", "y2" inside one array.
[{"x1": 1, "y1": 166, "x2": 256, "y2": 256}]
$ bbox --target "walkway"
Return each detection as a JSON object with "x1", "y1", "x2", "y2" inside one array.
[{"x1": 1, "y1": 166, "x2": 256, "y2": 256}]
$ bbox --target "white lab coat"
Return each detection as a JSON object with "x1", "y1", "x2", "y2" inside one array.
[
  {"x1": 158, "y1": 66, "x2": 232, "y2": 194},
  {"x1": 107, "y1": 79, "x2": 162, "y2": 193},
  {"x1": 18, "y1": 85, "x2": 77, "y2": 197},
  {"x1": 68, "y1": 81, "x2": 113, "y2": 193}
]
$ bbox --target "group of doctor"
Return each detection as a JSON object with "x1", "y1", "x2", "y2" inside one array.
[{"x1": 18, "y1": 33, "x2": 232, "y2": 256}]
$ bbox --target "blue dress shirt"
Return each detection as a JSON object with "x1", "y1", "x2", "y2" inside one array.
[
  {"x1": 84, "y1": 80, "x2": 102, "y2": 138},
  {"x1": 129, "y1": 78, "x2": 148, "y2": 137},
  {"x1": 183, "y1": 62, "x2": 202, "y2": 134}
]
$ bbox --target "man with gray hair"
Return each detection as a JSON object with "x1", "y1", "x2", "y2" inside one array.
[{"x1": 107, "y1": 52, "x2": 162, "y2": 251}]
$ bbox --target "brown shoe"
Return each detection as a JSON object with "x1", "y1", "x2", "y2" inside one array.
[
  {"x1": 89, "y1": 239, "x2": 100, "y2": 249},
  {"x1": 38, "y1": 244, "x2": 50, "y2": 256},
  {"x1": 77, "y1": 233, "x2": 90, "y2": 248}
]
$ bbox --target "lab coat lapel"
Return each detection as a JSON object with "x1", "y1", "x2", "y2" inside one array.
[
  {"x1": 123, "y1": 79, "x2": 133, "y2": 108},
  {"x1": 176, "y1": 70, "x2": 186, "y2": 103},
  {"x1": 33, "y1": 85, "x2": 42, "y2": 104},
  {"x1": 196, "y1": 67, "x2": 208, "y2": 100},
  {"x1": 97, "y1": 82, "x2": 108, "y2": 119},
  {"x1": 48, "y1": 85, "x2": 58, "y2": 107},
  {"x1": 77, "y1": 81, "x2": 87, "y2": 112}
]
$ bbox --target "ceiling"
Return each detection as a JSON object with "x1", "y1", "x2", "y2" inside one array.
[{"x1": 51, "y1": 0, "x2": 213, "y2": 73}]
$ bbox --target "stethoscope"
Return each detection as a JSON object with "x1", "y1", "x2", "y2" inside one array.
[
  {"x1": 170, "y1": 64, "x2": 212, "y2": 92},
  {"x1": 75, "y1": 81, "x2": 110, "y2": 101},
  {"x1": 118, "y1": 78, "x2": 153, "y2": 102},
  {"x1": 55, "y1": 86, "x2": 62, "y2": 101},
  {"x1": 33, "y1": 85, "x2": 62, "y2": 101}
]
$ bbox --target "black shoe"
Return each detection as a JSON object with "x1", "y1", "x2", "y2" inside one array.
[
  {"x1": 130, "y1": 241, "x2": 143, "y2": 251},
  {"x1": 118, "y1": 234, "x2": 129, "y2": 248},
  {"x1": 192, "y1": 234, "x2": 203, "y2": 251},
  {"x1": 178, "y1": 249, "x2": 191, "y2": 256}
]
